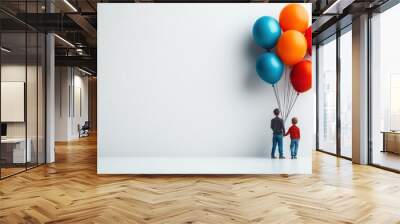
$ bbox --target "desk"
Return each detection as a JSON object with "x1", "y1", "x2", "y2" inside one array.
[
  {"x1": 382, "y1": 131, "x2": 400, "y2": 154},
  {"x1": 1, "y1": 138, "x2": 31, "y2": 163}
]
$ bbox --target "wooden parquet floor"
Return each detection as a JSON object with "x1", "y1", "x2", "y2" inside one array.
[{"x1": 1, "y1": 135, "x2": 400, "y2": 224}]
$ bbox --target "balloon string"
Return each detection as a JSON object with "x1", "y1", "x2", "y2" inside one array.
[
  {"x1": 284, "y1": 68, "x2": 287, "y2": 113},
  {"x1": 273, "y1": 85, "x2": 281, "y2": 109},
  {"x1": 276, "y1": 83, "x2": 282, "y2": 111},
  {"x1": 284, "y1": 67, "x2": 291, "y2": 120},
  {"x1": 285, "y1": 93, "x2": 299, "y2": 122},
  {"x1": 279, "y1": 67, "x2": 286, "y2": 121},
  {"x1": 282, "y1": 67, "x2": 287, "y2": 120},
  {"x1": 288, "y1": 84, "x2": 295, "y2": 117},
  {"x1": 285, "y1": 67, "x2": 291, "y2": 119},
  {"x1": 273, "y1": 85, "x2": 282, "y2": 113},
  {"x1": 273, "y1": 85, "x2": 277, "y2": 107},
  {"x1": 286, "y1": 89, "x2": 295, "y2": 122},
  {"x1": 286, "y1": 90, "x2": 294, "y2": 122}
]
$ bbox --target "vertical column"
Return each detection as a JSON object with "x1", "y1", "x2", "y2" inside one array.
[
  {"x1": 336, "y1": 30, "x2": 341, "y2": 156},
  {"x1": 352, "y1": 14, "x2": 369, "y2": 164},
  {"x1": 55, "y1": 67, "x2": 73, "y2": 141},
  {"x1": 315, "y1": 45, "x2": 319, "y2": 150},
  {"x1": 46, "y1": 0, "x2": 55, "y2": 163}
]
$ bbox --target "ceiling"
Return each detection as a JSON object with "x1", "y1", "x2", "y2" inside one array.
[{"x1": 0, "y1": 0, "x2": 396, "y2": 74}]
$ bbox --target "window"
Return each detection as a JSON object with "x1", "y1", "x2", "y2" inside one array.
[
  {"x1": 0, "y1": 1, "x2": 46, "y2": 179},
  {"x1": 340, "y1": 29, "x2": 352, "y2": 158},
  {"x1": 370, "y1": 3, "x2": 400, "y2": 171},
  {"x1": 317, "y1": 36, "x2": 337, "y2": 154}
]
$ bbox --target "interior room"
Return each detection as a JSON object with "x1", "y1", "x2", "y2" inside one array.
[
  {"x1": 0, "y1": 26, "x2": 46, "y2": 178},
  {"x1": 0, "y1": 0, "x2": 400, "y2": 223},
  {"x1": 370, "y1": 3, "x2": 400, "y2": 171}
]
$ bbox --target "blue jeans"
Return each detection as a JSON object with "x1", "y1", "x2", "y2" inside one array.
[
  {"x1": 290, "y1": 139, "x2": 299, "y2": 157},
  {"x1": 271, "y1": 134, "x2": 283, "y2": 158}
]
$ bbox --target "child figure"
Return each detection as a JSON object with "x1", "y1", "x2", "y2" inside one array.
[
  {"x1": 270, "y1": 108, "x2": 285, "y2": 159},
  {"x1": 285, "y1": 117, "x2": 300, "y2": 159}
]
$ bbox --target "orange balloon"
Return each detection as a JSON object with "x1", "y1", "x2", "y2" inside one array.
[
  {"x1": 279, "y1": 4, "x2": 309, "y2": 33},
  {"x1": 276, "y1": 30, "x2": 307, "y2": 66}
]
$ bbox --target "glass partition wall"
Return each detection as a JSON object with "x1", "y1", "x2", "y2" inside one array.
[
  {"x1": 317, "y1": 36, "x2": 337, "y2": 155},
  {"x1": 0, "y1": 31, "x2": 27, "y2": 177},
  {"x1": 316, "y1": 27, "x2": 352, "y2": 159},
  {"x1": 316, "y1": 1, "x2": 400, "y2": 171},
  {"x1": 370, "y1": 3, "x2": 400, "y2": 171},
  {"x1": 0, "y1": 3, "x2": 46, "y2": 179},
  {"x1": 339, "y1": 28, "x2": 353, "y2": 159}
]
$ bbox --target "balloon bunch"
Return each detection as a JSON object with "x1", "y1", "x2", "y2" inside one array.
[{"x1": 253, "y1": 4, "x2": 312, "y2": 122}]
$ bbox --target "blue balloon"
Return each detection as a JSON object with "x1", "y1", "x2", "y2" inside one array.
[
  {"x1": 256, "y1": 52, "x2": 284, "y2": 85},
  {"x1": 252, "y1": 16, "x2": 281, "y2": 49}
]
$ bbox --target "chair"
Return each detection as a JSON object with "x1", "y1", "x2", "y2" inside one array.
[{"x1": 79, "y1": 121, "x2": 90, "y2": 138}]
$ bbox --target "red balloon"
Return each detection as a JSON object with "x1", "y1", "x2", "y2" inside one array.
[
  {"x1": 305, "y1": 26, "x2": 312, "y2": 56},
  {"x1": 290, "y1": 60, "x2": 312, "y2": 93}
]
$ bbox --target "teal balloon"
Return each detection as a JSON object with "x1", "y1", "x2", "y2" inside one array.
[
  {"x1": 256, "y1": 52, "x2": 284, "y2": 85},
  {"x1": 252, "y1": 16, "x2": 281, "y2": 49}
]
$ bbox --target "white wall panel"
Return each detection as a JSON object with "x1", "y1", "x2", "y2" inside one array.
[
  {"x1": 1, "y1": 82, "x2": 24, "y2": 122},
  {"x1": 98, "y1": 3, "x2": 313, "y2": 174}
]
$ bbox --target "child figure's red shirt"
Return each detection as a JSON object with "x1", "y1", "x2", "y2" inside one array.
[{"x1": 285, "y1": 125, "x2": 300, "y2": 139}]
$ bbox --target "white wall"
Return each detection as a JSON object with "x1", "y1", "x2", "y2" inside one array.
[
  {"x1": 1, "y1": 64, "x2": 47, "y2": 164},
  {"x1": 70, "y1": 73, "x2": 89, "y2": 138},
  {"x1": 55, "y1": 67, "x2": 69, "y2": 141},
  {"x1": 98, "y1": 3, "x2": 314, "y2": 174},
  {"x1": 1, "y1": 66, "x2": 26, "y2": 127},
  {"x1": 55, "y1": 67, "x2": 89, "y2": 141},
  {"x1": 1, "y1": 82, "x2": 25, "y2": 122},
  {"x1": 1, "y1": 65, "x2": 43, "y2": 138}
]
